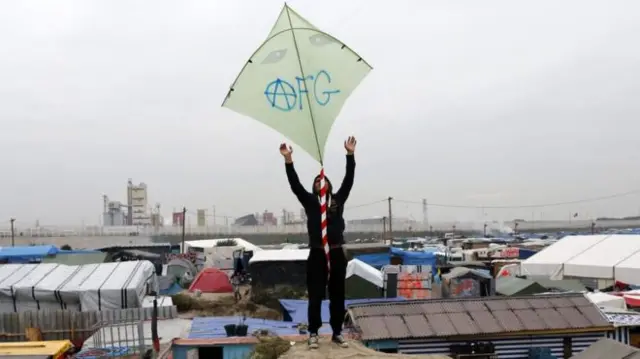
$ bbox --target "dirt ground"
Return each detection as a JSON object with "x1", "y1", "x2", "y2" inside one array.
[
  {"x1": 279, "y1": 339, "x2": 452, "y2": 359},
  {"x1": 172, "y1": 286, "x2": 281, "y2": 320}
]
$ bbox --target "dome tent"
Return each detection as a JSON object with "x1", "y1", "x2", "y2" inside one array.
[{"x1": 188, "y1": 267, "x2": 233, "y2": 293}]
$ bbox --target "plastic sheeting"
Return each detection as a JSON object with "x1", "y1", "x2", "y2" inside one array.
[
  {"x1": 346, "y1": 259, "x2": 382, "y2": 288},
  {"x1": 521, "y1": 235, "x2": 609, "y2": 278},
  {"x1": 0, "y1": 261, "x2": 158, "y2": 312},
  {"x1": 0, "y1": 245, "x2": 58, "y2": 263},
  {"x1": 587, "y1": 292, "x2": 627, "y2": 310},
  {"x1": 279, "y1": 298, "x2": 405, "y2": 324},
  {"x1": 355, "y1": 248, "x2": 437, "y2": 271}
]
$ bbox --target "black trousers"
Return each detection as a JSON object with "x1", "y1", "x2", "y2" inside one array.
[{"x1": 307, "y1": 247, "x2": 347, "y2": 335}]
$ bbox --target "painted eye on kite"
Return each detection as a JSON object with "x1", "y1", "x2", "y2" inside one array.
[
  {"x1": 261, "y1": 49, "x2": 288, "y2": 64},
  {"x1": 309, "y1": 33, "x2": 334, "y2": 46}
]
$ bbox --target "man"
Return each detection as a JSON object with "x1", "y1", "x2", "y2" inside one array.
[{"x1": 279, "y1": 136, "x2": 356, "y2": 349}]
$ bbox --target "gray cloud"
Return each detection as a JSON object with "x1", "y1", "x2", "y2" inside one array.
[{"x1": 0, "y1": 0, "x2": 639, "y2": 226}]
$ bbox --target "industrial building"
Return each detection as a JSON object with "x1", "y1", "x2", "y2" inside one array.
[
  {"x1": 102, "y1": 179, "x2": 154, "y2": 227},
  {"x1": 127, "y1": 179, "x2": 151, "y2": 226}
]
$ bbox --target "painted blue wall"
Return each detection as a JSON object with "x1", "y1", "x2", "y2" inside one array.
[
  {"x1": 223, "y1": 344, "x2": 253, "y2": 359},
  {"x1": 365, "y1": 340, "x2": 398, "y2": 351},
  {"x1": 171, "y1": 343, "x2": 254, "y2": 359}
]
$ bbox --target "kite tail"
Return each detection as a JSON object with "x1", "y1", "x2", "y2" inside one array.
[{"x1": 319, "y1": 168, "x2": 331, "y2": 278}]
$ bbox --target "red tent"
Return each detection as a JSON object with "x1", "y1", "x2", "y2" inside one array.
[{"x1": 189, "y1": 268, "x2": 233, "y2": 293}]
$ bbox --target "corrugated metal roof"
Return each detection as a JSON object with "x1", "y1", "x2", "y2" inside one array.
[{"x1": 348, "y1": 293, "x2": 612, "y2": 341}]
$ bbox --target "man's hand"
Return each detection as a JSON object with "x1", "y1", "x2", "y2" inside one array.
[
  {"x1": 280, "y1": 143, "x2": 293, "y2": 163},
  {"x1": 344, "y1": 136, "x2": 357, "y2": 155}
]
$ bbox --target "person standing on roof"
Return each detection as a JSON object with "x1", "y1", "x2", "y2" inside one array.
[{"x1": 279, "y1": 136, "x2": 356, "y2": 349}]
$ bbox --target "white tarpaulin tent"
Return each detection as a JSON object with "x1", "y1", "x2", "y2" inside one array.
[
  {"x1": 0, "y1": 261, "x2": 157, "y2": 312},
  {"x1": 586, "y1": 292, "x2": 627, "y2": 310},
  {"x1": 521, "y1": 234, "x2": 640, "y2": 285}
]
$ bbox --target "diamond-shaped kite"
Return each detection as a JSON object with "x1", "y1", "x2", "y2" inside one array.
[{"x1": 222, "y1": 3, "x2": 372, "y2": 164}]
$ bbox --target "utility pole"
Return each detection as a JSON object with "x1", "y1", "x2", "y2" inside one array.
[
  {"x1": 382, "y1": 216, "x2": 387, "y2": 241},
  {"x1": 10, "y1": 218, "x2": 15, "y2": 247},
  {"x1": 422, "y1": 199, "x2": 428, "y2": 227},
  {"x1": 282, "y1": 208, "x2": 287, "y2": 225},
  {"x1": 181, "y1": 207, "x2": 186, "y2": 253},
  {"x1": 127, "y1": 178, "x2": 133, "y2": 226},
  {"x1": 387, "y1": 197, "x2": 393, "y2": 239},
  {"x1": 212, "y1": 206, "x2": 216, "y2": 226}
]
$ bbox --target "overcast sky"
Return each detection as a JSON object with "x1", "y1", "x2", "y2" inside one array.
[{"x1": 1, "y1": 0, "x2": 639, "y2": 227}]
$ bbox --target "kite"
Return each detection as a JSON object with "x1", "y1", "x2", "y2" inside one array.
[{"x1": 222, "y1": 3, "x2": 372, "y2": 274}]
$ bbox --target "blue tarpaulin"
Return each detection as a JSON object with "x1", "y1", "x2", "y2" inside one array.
[
  {"x1": 0, "y1": 245, "x2": 58, "y2": 263},
  {"x1": 160, "y1": 283, "x2": 183, "y2": 296},
  {"x1": 355, "y1": 247, "x2": 437, "y2": 271},
  {"x1": 188, "y1": 317, "x2": 333, "y2": 338},
  {"x1": 279, "y1": 297, "x2": 405, "y2": 324},
  {"x1": 518, "y1": 248, "x2": 537, "y2": 260}
]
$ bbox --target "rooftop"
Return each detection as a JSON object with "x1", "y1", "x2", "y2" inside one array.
[
  {"x1": 347, "y1": 293, "x2": 612, "y2": 341},
  {"x1": 570, "y1": 338, "x2": 640, "y2": 359}
]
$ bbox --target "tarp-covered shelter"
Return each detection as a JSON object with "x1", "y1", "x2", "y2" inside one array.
[
  {"x1": 249, "y1": 249, "x2": 308, "y2": 291},
  {"x1": 355, "y1": 247, "x2": 437, "y2": 275},
  {"x1": 0, "y1": 261, "x2": 157, "y2": 312},
  {"x1": 345, "y1": 259, "x2": 383, "y2": 299},
  {"x1": 496, "y1": 276, "x2": 547, "y2": 296},
  {"x1": 587, "y1": 292, "x2": 627, "y2": 310},
  {"x1": 185, "y1": 238, "x2": 262, "y2": 272},
  {"x1": 442, "y1": 266, "x2": 494, "y2": 297},
  {"x1": 188, "y1": 268, "x2": 232, "y2": 293},
  {"x1": 527, "y1": 276, "x2": 587, "y2": 292},
  {"x1": 0, "y1": 245, "x2": 58, "y2": 263},
  {"x1": 343, "y1": 243, "x2": 389, "y2": 261},
  {"x1": 522, "y1": 234, "x2": 640, "y2": 285}
]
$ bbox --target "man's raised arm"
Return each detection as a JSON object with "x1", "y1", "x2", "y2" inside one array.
[
  {"x1": 280, "y1": 143, "x2": 312, "y2": 205},
  {"x1": 336, "y1": 136, "x2": 357, "y2": 202}
]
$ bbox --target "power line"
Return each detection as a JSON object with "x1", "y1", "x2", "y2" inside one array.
[
  {"x1": 180, "y1": 199, "x2": 386, "y2": 220},
  {"x1": 345, "y1": 199, "x2": 387, "y2": 210},
  {"x1": 394, "y1": 189, "x2": 640, "y2": 209}
]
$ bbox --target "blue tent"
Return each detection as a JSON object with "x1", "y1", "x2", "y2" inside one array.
[
  {"x1": 279, "y1": 297, "x2": 405, "y2": 324},
  {"x1": 0, "y1": 245, "x2": 58, "y2": 263}
]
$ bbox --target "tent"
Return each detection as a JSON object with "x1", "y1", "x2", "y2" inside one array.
[
  {"x1": 0, "y1": 261, "x2": 158, "y2": 312},
  {"x1": 495, "y1": 276, "x2": 547, "y2": 296},
  {"x1": 188, "y1": 268, "x2": 233, "y2": 293},
  {"x1": 586, "y1": 292, "x2": 627, "y2": 310},
  {"x1": 166, "y1": 258, "x2": 197, "y2": 282},
  {"x1": 521, "y1": 234, "x2": 640, "y2": 285},
  {"x1": 345, "y1": 259, "x2": 383, "y2": 299}
]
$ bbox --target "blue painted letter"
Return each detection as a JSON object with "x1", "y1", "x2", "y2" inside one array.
[{"x1": 313, "y1": 70, "x2": 340, "y2": 106}]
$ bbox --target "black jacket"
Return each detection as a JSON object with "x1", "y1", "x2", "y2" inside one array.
[{"x1": 285, "y1": 155, "x2": 355, "y2": 248}]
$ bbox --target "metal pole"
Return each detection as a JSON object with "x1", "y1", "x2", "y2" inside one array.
[
  {"x1": 382, "y1": 216, "x2": 387, "y2": 241},
  {"x1": 10, "y1": 218, "x2": 15, "y2": 247},
  {"x1": 387, "y1": 197, "x2": 393, "y2": 239},
  {"x1": 181, "y1": 207, "x2": 186, "y2": 253}
]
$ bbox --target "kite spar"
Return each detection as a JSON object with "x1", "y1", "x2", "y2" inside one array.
[{"x1": 222, "y1": 3, "x2": 372, "y2": 275}]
